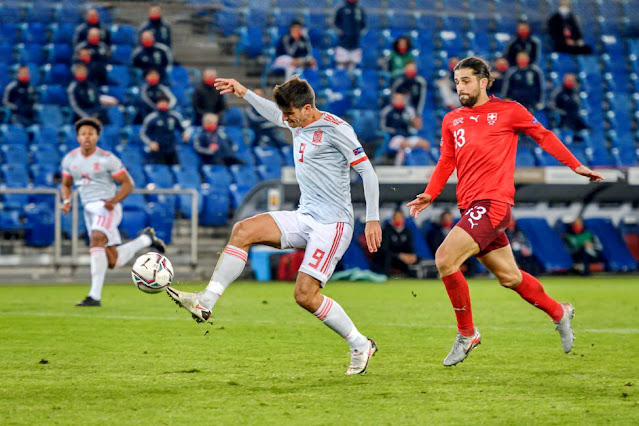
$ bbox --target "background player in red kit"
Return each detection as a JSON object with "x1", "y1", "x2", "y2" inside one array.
[{"x1": 407, "y1": 57, "x2": 604, "y2": 366}]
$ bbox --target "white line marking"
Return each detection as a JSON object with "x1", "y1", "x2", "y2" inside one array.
[{"x1": 1, "y1": 311, "x2": 637, "y2": 334}]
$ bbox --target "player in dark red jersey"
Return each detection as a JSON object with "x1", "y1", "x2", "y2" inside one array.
[{"x1": 407, "y1": 57, "x2": 603, "y2": 366}]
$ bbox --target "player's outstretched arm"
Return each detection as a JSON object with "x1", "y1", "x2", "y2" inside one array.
[
  {"x1": 351, "y1": 159, "x2": 382, "y2": 252},
  {"x1": 216, "y1": 78, "x2": 288, "y2": 129},
  {"x1": 574, "y1": 165, "x2": 604, "y2": 182},
  {"x1": 214, "y1": 78, "x2": 248, "y2": 98}
]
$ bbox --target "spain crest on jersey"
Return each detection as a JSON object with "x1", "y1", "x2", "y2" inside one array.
[
  {"x1": 487, "y1": 113, "x2": 498, "y2": 125},
  {"x1": 312, "y1": 130, "x2": 324, "y2": 144}
]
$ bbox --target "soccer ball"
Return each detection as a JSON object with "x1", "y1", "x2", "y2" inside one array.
[{"x1": 131, "y1": 252, "x2": 174, "y2": 294}]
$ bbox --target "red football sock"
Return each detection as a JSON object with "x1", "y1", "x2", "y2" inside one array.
[
  {"x1": 513, "y1": 270, "x2": 564, "y2": 322},
  {"x1": 442, "y1": 270, "x2": 475, "y2": 337}
]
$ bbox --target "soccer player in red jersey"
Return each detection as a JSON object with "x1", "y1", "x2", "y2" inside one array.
[{"x1": 407, "y1": 57, "x2": 604, "y2": 366}]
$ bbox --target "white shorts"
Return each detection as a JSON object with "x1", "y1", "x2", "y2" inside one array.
[
  {"x1": 83, "y1": 201, "x2": 122, "y2": 246},
  {"x1": 389, "y1": 135, "x2": 424, "y2": 151},
  {"x1": 334, "y1": 46, "x2": 362, "y2": 65},
  {"x1": 268, "y1": 210, "x2": 352, "y2": 286}
]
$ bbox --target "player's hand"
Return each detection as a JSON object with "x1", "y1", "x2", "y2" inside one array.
[
  {"x1": 103, "y1": 199, "x2": 115, "y2": 211},
  {"x1": 574, "y1": 165, "x2": 604, "y2": 182},
  {"x1": 406, "y1": 193, "x2": 432, "y2": 218},
  {"x1": 149, "y1": 142, "x2": 160, "y2": 152},
  {"x1": 61, "y1": 201, "x2": 71, "y2": 215},
  {"x1": 365, "y1": 220, "x2": 382, "y2": 253},
  {"x1": 214, "y1": 78, "x2": 247, "y2": 98}
]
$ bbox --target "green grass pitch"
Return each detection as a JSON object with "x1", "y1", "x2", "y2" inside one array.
[{"x1": 1, "y1": 276, "x2": 638, "y2": 424}]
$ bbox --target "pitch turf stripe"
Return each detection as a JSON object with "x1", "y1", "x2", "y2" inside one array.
[
  {"x1": 2, "y1": 311, "x2": 639, "y2": 334},
  {"x1": 223, "y1": 247, "x2": 248, "y2": 262},
  {"x1": 321, "y1": 223, "x2": 344, "y2": 274}
]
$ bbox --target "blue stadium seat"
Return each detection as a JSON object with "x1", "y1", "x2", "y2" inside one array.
[
  {"x1": 56, "y1": 6, "x2": 82, "y2": 24},
  {"x1": 404, "y1": 148, "x2": 432, "y2": 166},
  {"x1": 169, "y1": 66, "x2": 191, "y2": 88},
  {"x1": 110, "y1": 44, "x2": 132, "y2": 65},
  {"x1": 19, "y1": 23, "x2": 47, "y2": 45},
  {"x1": 25, "y1": 4, "x2": 55, "y2": 24},
  {"x1": 225, "y1": 126, "x2": 255, "y2": 164},
  {"x1": 229, "y1": 183, "x2": 251, "y2": 209},
  {"x1": 42, "y1": 63, "x2": 72, "y2": 85},
  {"x1": 339, "y1": 231, "x2": 371, "y2": 270},
  {"x1": 1, "y1": 124, "x2": 29, "y2": 145},
  {"x1": 202, "y1": 164, "x2": 232, "y2": 190},
  {"x1": 30, "y1": 163, "x2": 57, "y2": 187},
  {"x1": 31, "y1": 144, "x2": 60, "y2": 166},
  {"x1": 366, "y1": 11, "x2": 385, "y2": 29},
  {"x1": 0, "y1": 209, "x2": 25, "y2": 232},
  {"x1": 120, "y1": 202, "x2": 148, "y2": 239},
  {"x1": 110, "y1": 24, "x2": 137, "y2": 46},
  {"x1": 387, "y1": 11, "x2": 415, "y2": 31},
  {"x1": 144, "y1": 164, "x2": 175, "y2": 188},
  {"x1": 107, "y1": 65, "x2": 130, "y2": 87},
  {"x1": 115, "y1": 143, "x2": 144, "y2": 167},
  {"x1": 39, "y1": 85, "x2": 68, "y2": 106},
  {"x1": 125, "y1": 163, "x2": 147, "y2": 187},
  {"x1": 29, "y1": 124, "x2": 58, "y2": 145},
  {"x1": 280, "y1": 145, "x2": 294, "y2": 167},
  {"x1": 438, "y1": 30, "x2": 465, "y2": 57},
  {"x1": 36, "y1": 104, "x2": 64, "y2": 127},
  {"x1": 50, "y1": 23, "x2": 76, "y2": 43},
  {"x1": 200, "y1": 186, "x2": 229, "y2": 226},
  {"x1": 245, "y1": 8, "x2": 268, "y2": 30},
  {"x1": 144, "y1": 201, "x2": 173, "y2": 244},
  {"x1": 236, "y1": 26, "x2": 264, "y2": 61},
  {"x1": 24, "y1": 202, "x2": 54, "y2": 246},
  {"x1": 221, "y1": 107, "x2": 246, "y2": 128},
  {"x1": 517, "y1": 218, "x2": 573, "y2": 272},
  {"x1": 254, "y1": 146, "x2": 282, "y2": 180},
  {"x1": 350, "y1": 109, "x2": 380, "y2": 142},
  {"x1": 176, "y1": 144, "x2": 200, "y2": 168},
  {"x1": 0, "y1": 44, "x2": 14, "y2": 65},
  {"x1": 0, "y1": 5, "x2": 23, "y2": 25},
  {"x1": 583, "y1": 218, "x2": 637, "y2": 271},
  {"x1": 172, "y1": 165, "x2": 202, "y2": 218},
  {"x1": 1, "y1": 163, "x2": 30, "y2": 209},
  {"x1": 216, "y1": 8, "x2": 241, "y2": 37},
  {"x1": 301, "y1": 68, "x2": 322, "y2": 89},
  {"x1": 0, "y1": 23, "x2": 18, "y2": 44},
  {"x1": 1, "y1": 144, "x2": 28, "y2": 165},
  {"x1": 17, "y1": 43, "x2": 45, "y2": 65},
  {"x1": 229, "y1": 164, "x2": 258, "y2": 188}
]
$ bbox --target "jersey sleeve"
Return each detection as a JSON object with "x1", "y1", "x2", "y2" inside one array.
[
  {"x1": 511, "y1": 103, "x2": 581, "y2": 170},
  {"x1": 107, "y1": 154, "x2": 127, "y2": 178},
  {"x1": 330, "y1": 122, "x2": 368, "y2": 166},
  {"x1": 440, "y1": 115, "x2": 455, "y2": 158},
  {"x1": 61, "y1": 154, "x2": 72, "y2": 178}
]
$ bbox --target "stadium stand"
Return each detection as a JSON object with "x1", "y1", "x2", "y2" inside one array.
[{"x1": 0, "y1": 0, "x2": 636, "y2": 280}]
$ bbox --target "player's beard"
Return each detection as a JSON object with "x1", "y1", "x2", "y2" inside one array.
[{"x1": 459, "y1": 92, "x2": 479, "y2": 107}]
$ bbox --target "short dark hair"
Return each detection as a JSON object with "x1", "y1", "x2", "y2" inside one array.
[
  {"x1": 454, "y1": 56, "x2": 494, "y2": 88},
  {"x1": 289, "y1": 20, "x2": 302, "y2": 28},
  {"x1": 156, "y1": 93, "x2": 170, "y2": 103},
  {"x1": 273, "y1": 75, "x2": 315, "y2": 110},
  {"x1": 75, "y1": 117, "x2": 102, "y2": 135}
]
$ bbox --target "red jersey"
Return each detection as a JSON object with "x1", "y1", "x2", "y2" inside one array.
[{"x1": 425, "y1": 96, "x2": 582, "y2": 209}]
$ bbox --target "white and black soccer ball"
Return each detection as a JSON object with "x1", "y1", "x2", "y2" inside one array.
[{"x1": 131, "y1": 252, "x2": 174, "y2": 294}]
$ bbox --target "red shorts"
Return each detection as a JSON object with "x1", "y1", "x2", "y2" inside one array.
[{"x1": 457, "y1": 199, "x2": 512, "y2": 257}]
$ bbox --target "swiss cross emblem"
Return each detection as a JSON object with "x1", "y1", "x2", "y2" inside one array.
[
  {"x1": 312, "y1": 130, "x2": 324, "y2": 144},
  {"x1": 93, "y1": 162, "x2": 101, "y2": 172},
  {"x1": 487, "y1": 113, "x2": 498, "y2": 125}
]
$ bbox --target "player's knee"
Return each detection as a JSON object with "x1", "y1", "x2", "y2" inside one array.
[
  {"x1": 435, "y1": 248, "x2": 455, "y2": 275},
  {"x1": 230, "y1": 220, "x2": 253, "y2": 245},
  {"x1": 294, "y1": 287, "x2": 315, "y2": 311},
  {"x1": 89, "y1": 232, "x2": 107, "y2": 247},
  {"x1": 498, "y1": 270, "x2": 523, "y2": 288}
]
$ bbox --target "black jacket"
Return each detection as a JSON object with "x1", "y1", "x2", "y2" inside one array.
[
  {"x1": 380, "y1": 104, "x2": 417, "y2": 137},
  {"x1": 334, "y1": 2, "x2": 366, "y2": 49},
  {"x1": 192, "y1": 82, "x2": 226, "y2": 125},
  {"x1": 73, "y1": 22, "x2": 112, "y2": 47},
  {"x1": 67, "y1": 79, "x2": 102, "y2": 119},
  {"x1": 502, "y1": 66, "x2": 545, "y2": 109},
  {"x1": 140, "y1": 109, "x2": 185, "y2": 153},
  {"x1": 131, "y1": 43, "x2": 173, "y2": 81},
  {"x1": 504, "y1": 35, "x2": 541, "y2": 65},
  {"x1": 275, "y1": 34, "x2": 313, "y2": 59},
  {"x1": 138, "y1": 19, "x2": 172, "y2": 47},
  {"x1": 391, "y1": 75, "x2": 427, "y2": 116},
  {"x1": 3, "y1": 81, "x2": 36, "y2": 115},
  {"x1": 548, "y1": 12, "x2": 584, "y2": 50}
]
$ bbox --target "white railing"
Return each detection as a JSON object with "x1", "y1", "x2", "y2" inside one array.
[{"x1": 0, "y1": 188, "x2": 199, "y2": 268}]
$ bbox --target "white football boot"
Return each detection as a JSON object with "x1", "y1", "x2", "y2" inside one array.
[
  {"x1": 166, "y1": 287, "x2": 212, "y2": 323},
  {"x1": 345, "y1": 339, "x2": 377, "y2": 375},
  {"x1": 443, "y1": 328, "x2": 481, "y2": 366},
  {"x1": 554, "y1": 302, "x2": 575, "y2": 353}
]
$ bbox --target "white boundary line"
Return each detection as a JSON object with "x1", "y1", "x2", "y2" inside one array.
[{"x1": 2, "y1": 311, "x2": 638, "y2": 334}]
